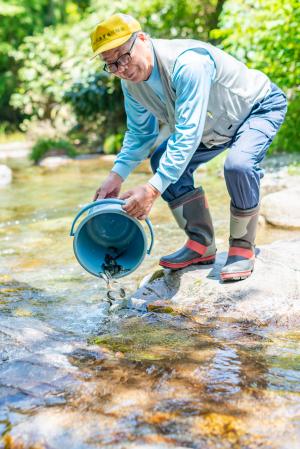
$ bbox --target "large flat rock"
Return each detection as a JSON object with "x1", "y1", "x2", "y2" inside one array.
[
  {"x1": 131, "y1": 240, "x2": 300, "y2": 328},
  {"x1": 261, "y1": 187, "x2": 300, "y2": 228}
]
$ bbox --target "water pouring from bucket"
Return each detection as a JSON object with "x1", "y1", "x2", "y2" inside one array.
[{"x1": 70, "y1": 199, "x2": 154, "y2": 279}]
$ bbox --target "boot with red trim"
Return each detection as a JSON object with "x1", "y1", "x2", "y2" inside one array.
[
  {"x1": 220, "y1": 203, "x2": 259, "y2": 282},
  {"x1": 159, "y1": 187, "x2": 216, "y2": 269}
]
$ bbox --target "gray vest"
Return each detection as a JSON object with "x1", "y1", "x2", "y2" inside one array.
[{"x1": 124, "y1": 38, "x2": 271, "y2": 147}]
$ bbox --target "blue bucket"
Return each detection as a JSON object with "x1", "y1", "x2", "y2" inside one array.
[{"x1": 70, "y1": 199, "x2": 154, "y2": 278}]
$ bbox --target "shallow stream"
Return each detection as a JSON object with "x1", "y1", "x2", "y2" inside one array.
[{"x1": 0, "y1": 155, "x2": 300, "y2": 448}]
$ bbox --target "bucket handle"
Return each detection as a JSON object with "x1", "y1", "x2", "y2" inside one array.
[{"x1": 69, "y1": 199, "x2": 154, "y2": 255}]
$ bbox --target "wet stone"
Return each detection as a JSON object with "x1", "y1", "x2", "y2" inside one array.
[
  {"x1": 132, "y1": 239, "x2": 300, "y2": 328},
  {"x1": 0, "y1": 386, "x2": 45, "y2": 412},
  {"x1": 68, "y1": 347, "x2": 108, "y2": 367},
  {"x1": 44, "y1": 395, "x2": 67, "y2": 407},
  {"x1": 0, "y1": 350, "x2": 9, "y2": 362},
  {"x1": 146, "y1": 300, "x2": 178, "y2": 315},
  {"x1": 0, "y1": 360, "x2": 73, "y2": 396},
  {"x1": 0, "y1": 281, "x2": 42, "y2": 301}
]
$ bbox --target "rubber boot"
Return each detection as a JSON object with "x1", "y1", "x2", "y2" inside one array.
[
  {"x1": 220, "y1": 203, "x2": 259, "y2": 282},
  {"x1": 159, "y1": 187, "x2": 216, "y2": 269}
]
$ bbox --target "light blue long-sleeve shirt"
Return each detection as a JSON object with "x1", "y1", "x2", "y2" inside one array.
[{"x1": 111, "y1": 45, "x2": 216, "y2": 193}]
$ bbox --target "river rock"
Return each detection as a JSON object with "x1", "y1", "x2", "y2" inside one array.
[
  {"x1": 261, "y1": 187, "x2": 300, "y2": 228},
  {"x1": 39, "y1": 156, "x2": 72, "y2": 169},
  {"x1": 0, "y1": 141, "x2": 32, "y2": 159},
  {"x1": 131, "y1": 239, "x2": 300, "y2": 328},
  {"x1": 260, "y1": 171, "x2": 289, "y2": 195},
  {"x1": 0, "y1": 164, "x2": 12, "y2": 186}
]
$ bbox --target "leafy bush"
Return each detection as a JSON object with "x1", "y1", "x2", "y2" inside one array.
[
  {"x1": 10, "y1": 23, "x2": 84, "y2": 123},
  {"x1": 10, "y1": 15, "x2": 118, "y2": 146},
  {"x1": 0, "y1": 0, "x2": 48, "y2": 122},
  {"x1": 30, "y1": 138, "x2": 77, "y2": 163},
  {"x1": 10, "y1": 0, "x2": 223, "y2": 149},
  {"x1": 103, "y1": 133, "x2": 124, "y2": 155},
  {"x1": 63, "y1": 72, "x2": 125, "y2": 144},
  {"x1": 211, "y1": 0, "x2": 300, "y2": 153},
  {"x1": 0, "y1": 0, "x2": 88, "y2": 123},
  {"x1": 8, "y1": 0, "x2": 298, "y2": 155}
]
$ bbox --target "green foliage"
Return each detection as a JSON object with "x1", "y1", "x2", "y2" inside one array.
[
  {"x1": 11, "y1": 24, "x2": 81, "y2": 120},
  {"x1": 287, "y1": 161, "x2": 300, "y2": 176},
  {"x1": 0, "y1": 0, "x2": 92, "y2": 122},
  {"x1": 30, "y1": 138, "x2": 77, "y2": 163},
  {"x1": 89, "y1": 0, "x2": 221, "y2": 39},
  {"x1": 0, "y1": 120, "x2": 25, "y2": 144},
  {"x1": 63, "y1": 72, "x2": 125, "y2": 139},
  {"x1": 272, "y1": 94, "x2": 300, "y2": 153},
  {"x1": 3, "y1": 0, "x2": 298, "y2": 156},
  {"x1": 211, "y1": 0, "x2": 300, "y2": 152},
  {"x1": 10, "y1": 15, "x2": 108, "y2": 143},
  {"x1": 0, "y1": 129, "x2": 25, "y2": 144},
  {"x1": 8, "y1": 0, "x2": 222, "y2": 148},
  {"x1": 103, "y1": 133, "x2": 124, "y2": 155},
  {"x1": 0, "y1": 0, "x2": 53, "y2": 122}
]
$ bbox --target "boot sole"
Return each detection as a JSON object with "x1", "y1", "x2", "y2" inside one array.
[
  {"x1": 159, "y1": 255, "x2": 216, "y2": 269},
  {"x1": 220, "y1": 270, "x2": 252, "y2": 282}
]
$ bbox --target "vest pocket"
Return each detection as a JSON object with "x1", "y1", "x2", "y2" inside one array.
[
  {"x1": 240, "y1": 117, "x2": 275, "y2": 158},
  {"x1": 213, "y1": 114, "x2": 242, "y2": 138}
]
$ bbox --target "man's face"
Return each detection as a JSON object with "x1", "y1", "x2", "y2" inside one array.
[{"x1": 100, "y1": 33, "x2": 153, "y2": 83}]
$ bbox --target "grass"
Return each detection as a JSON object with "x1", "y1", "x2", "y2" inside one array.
[
  {"x1": 0, "y1": 131, "x2": 26, "y2": 144},
  {"x1": 30, "y1": 138, "x2": 77, "y2": 164}
]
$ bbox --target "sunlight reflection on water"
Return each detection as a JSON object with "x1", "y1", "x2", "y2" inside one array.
[{"x1": 0, "y1": 157, "x2": 300, "y2": 448}]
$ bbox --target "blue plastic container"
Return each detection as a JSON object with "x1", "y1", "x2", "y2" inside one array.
[{"x1": 70, "y1": 199, "x2": 154, "y2": 278}]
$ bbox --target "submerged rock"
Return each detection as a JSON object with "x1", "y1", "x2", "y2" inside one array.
[
  {"x1": 147, "y1": 300, "x2": 177, "y2": 314},
  {"x1": 131, "y1": 239, "x2": 300, "y2": 328}
]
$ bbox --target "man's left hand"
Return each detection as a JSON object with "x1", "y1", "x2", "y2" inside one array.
[{"x1": 119, "y1": 183, "x2": 160, "y2": 220}]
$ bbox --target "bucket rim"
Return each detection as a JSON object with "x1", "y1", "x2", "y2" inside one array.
[
  {"x1": 73, "y1": 207, "x2": 146, "y2": 234},
  {"x1": 72, "y1": 207, "x2": 148, "y2": 278}
]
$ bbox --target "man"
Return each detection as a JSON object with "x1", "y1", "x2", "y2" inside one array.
[{"x1": 90, "y1": 13, "x2": 287, "y2": 281}]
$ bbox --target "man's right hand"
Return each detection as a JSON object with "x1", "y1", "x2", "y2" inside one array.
[{"x1": 93, "y1": 172, "x2": 123, "y2": 201}]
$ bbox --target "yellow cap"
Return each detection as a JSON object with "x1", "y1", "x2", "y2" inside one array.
[{"x1": 90, "y1": 13, "x2": 141, "y2": 59}]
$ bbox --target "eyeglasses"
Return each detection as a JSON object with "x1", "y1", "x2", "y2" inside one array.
[{"x1": 103, "y1": 35, "x2": 137, "y2": 73}]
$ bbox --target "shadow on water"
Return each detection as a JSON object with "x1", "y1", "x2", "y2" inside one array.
[{"x1": 0, "y1": 157, "x2": 300, "y2": 448}]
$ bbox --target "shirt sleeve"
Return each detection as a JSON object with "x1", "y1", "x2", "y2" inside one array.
[
  {"x1": 148, "y1": 49, "x2": 216, "y2": 193},
  {"x1": 111, "y1": 81, "x2": 159, "y2": 180}
]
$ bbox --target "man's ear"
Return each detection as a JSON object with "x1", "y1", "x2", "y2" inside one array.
[{"x1": 137, "y1": 31, "x2": 148, "y2": 42}]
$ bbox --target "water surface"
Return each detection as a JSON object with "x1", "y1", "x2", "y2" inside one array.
[{"x1": 0, "y1": 156, "x2": 299, "y2": 448}]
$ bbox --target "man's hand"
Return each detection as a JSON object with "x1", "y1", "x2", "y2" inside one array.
[
  {"x1": 120, "y1": 183, "x2": 160, "y2": 220},
  {"x1": 93, "y1": 172, "x2": 123, "y2": 201}
]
